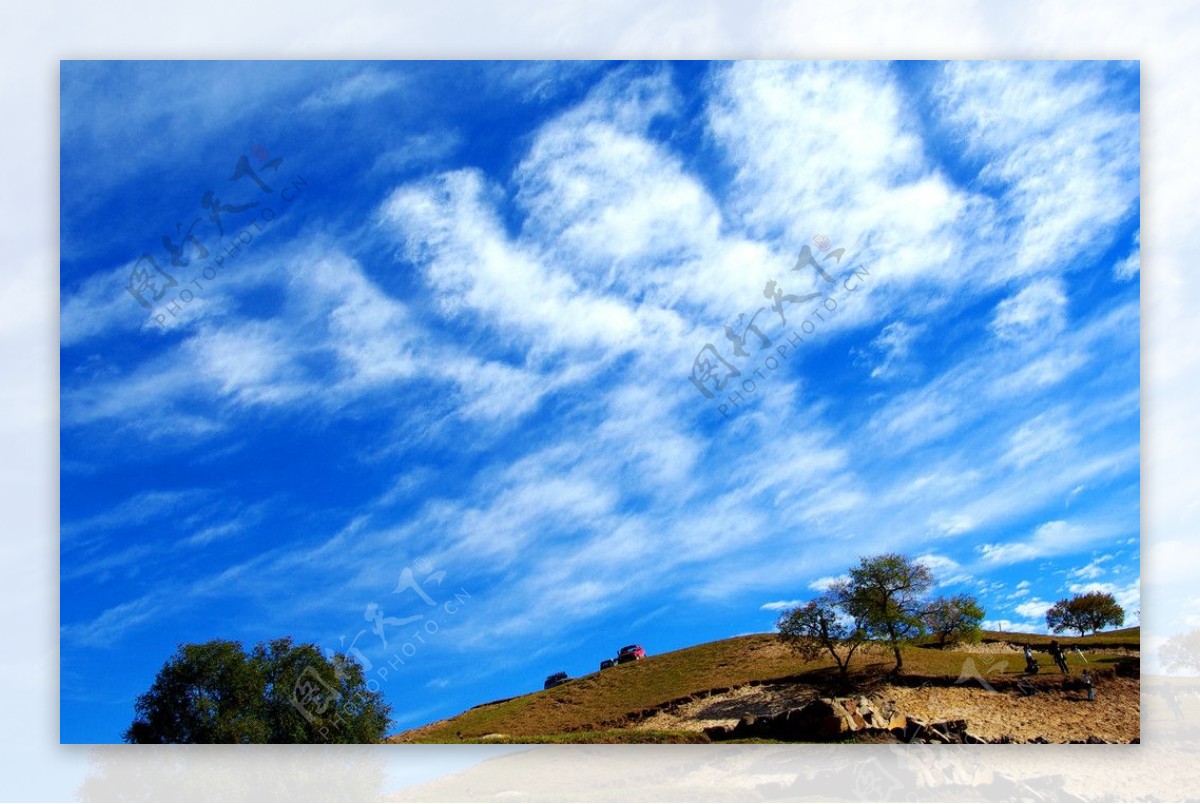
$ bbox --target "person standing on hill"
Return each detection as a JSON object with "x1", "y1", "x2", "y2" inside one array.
[
  {"x1": 1049, "y1": 640, "x2": 1069, "y2": 673},
  {"x1": 1081, "y1": 670, "x2": 1096, "y2": 701},
  {"x1": 1023, "y1": 644, "x2": 1039, "y2": 675}
]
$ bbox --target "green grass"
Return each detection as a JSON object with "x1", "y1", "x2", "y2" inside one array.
[
  {"x1": 977, "y1": 626, "x2": 1140, "y2": 649},
  {"x1": 397, "y1": 634, "x2": 820, "y2": 741},
  {"x1": 393, "y1": 627, "x2": 1139, "y2": 743}
]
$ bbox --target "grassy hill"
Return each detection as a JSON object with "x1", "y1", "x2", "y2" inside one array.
[{"x1": 390, "y1": 628, "x2": 1138, "y2": 743}]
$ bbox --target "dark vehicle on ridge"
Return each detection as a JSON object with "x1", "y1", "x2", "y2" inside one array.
[
  {"x1": 599, "y1": 659, "x2": 615, "y2": 670},
  {"x1": 544, "y1": 671, "x2": 570, "y2": 689}
]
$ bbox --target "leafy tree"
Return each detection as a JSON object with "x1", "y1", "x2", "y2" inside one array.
[
  {"x1": 1045, "y1": 591, "x2": 1125, "y2": 636},
  {"x1": 921, "y1": 594, "x2": 985, "y2": 647},
  {"x1": 839, "y1": 553, "x2": 933, "y2": 672},
  {"x1": 777, "y1": 595, "x2": 867, "y2": 681},
  {"x1": 124, "y1": 638, "x2": 391, "y2": 743},
  {"x1": 1160, "y1": 630, "x2": 1200, "y2": 675}
]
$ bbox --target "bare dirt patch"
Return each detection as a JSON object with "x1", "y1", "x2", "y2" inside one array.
[
  {"x1": 636, "y1": 681, "x2": 823, "y2": 733},
  {"x1": 638, "y1": 674, "x2": 1139, "y2": 743}
]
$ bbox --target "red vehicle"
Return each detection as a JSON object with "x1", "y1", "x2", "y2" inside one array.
[{"x1": 616, "y1": 644, "x2": 646, "y2": 664}]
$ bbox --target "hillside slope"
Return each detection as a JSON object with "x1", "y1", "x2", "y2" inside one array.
[
  {"x1": 390, "y1": 629, "x2": 1138, "y2": 743},
  {"x1": 392, "y1": 634, "x2": 811, "y2": 742}
]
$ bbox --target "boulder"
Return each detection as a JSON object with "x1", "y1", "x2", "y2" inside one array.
[
  {"x1": 903, "y1": 716, "x2": 928, "y2": 743},
  {"x1": 727, "y1": 714, "x2": 755, "y2": 739},
  {"x1": 775, "y1": 699, "x2": 855, "y2": 741},
  {"x1": 703, "y1": 725, "x2": 728, "y2": 741},
  {"x1": 730, "y1": 712, "x2": 786, "y2": 740}
]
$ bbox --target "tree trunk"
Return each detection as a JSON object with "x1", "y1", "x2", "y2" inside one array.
[{"x1": 892, "y1": 642, "x2": 903, "y2": 673}]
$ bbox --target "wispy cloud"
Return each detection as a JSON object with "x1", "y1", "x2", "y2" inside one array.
[
  {"x1": 990, "y1": 278, "x2": 1068, "y2": 343},
  {"x1": 59, "y1": 61, "x2": 1140, "y2": 741},
  {"x1": 1013, "y1": 598, "x2": 1053, "y2": 620},
  {"x1": 1114, "y1": 229, "x2": 1140, "y2": 281},
  {"x1": 300, "y1": 67, "x2": 405, "y2": 111},
  {"x1": 859, "y1": 321, "x2": 924, "y2": 380},
  {"x1": 808, "y1": 575, "x2": 850, "y2": 592}
]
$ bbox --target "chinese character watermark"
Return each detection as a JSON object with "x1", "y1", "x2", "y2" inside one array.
[
  {"x1": 689, "y1": 234, "x2": 870, "y2": 417},
  {"x1": 290, "y1": 557, "x2": 470, "y2": 737},
  {"x1": 121, "y1": 145, "x2": 309, "y2": 329}
]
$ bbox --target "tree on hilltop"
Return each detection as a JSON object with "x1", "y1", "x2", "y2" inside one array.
[
  {"x1": 922, "y1": 594, "x2": 985, "y2": 647},
  {"x1": 839, "y1": 553, "x2": 934, "y2": 673},
  {"x1": 776, "y1": 594, "x2": 867, "y2": 682},
  {"x1": 1045, "y1": 592, "x2": 1125, "y2": 636}
]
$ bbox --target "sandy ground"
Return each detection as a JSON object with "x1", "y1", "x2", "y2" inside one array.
[
  {"x1": 637, "y1": 675, "x2": 1140, "y2": 743},
  {"x1": 883, "y1": 676, "x2": 1139, "y2": 742}
]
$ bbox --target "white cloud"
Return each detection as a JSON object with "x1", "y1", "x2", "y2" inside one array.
[
  {"x1": 982, "y1": 619, "x2": 1045, "y2": 635},
  {"x1": 937, "y1": 62, "x2": 1139, "y2": 278},
  {"x1": 1002, "y1": 409, "x2": 1077, "y2": 469},
  {"x1": 1013, "y1": 598, "x2": 1053, "y2": 620},
  {"x1": 1067, "y1": 578, "x2": 1141, "y2": 616},
  {"x1": 1114, "y1": 229, "x2": 1140, "y2": 281},
  {"x1": 514, "y1": 69, "x2": 721, "y2": 280},
  {"x1": 295, "y1": 255, "x2": 420, "y2": 391},
  {"x1": 1068, "y1": 555, "x2": 1113, "y2": 581},
  {"x1": 381, "y1": 168, "x2": 648, "y2": 359},
  {"x1": 759, "y1": 600, "x2": 803, "y2": 612},
  {"x1": 979, "y1": 519, "x2": 1093, "y2": 565},
  {"x1": 808, "y1": 574, "x2": 850, "y2": 592},
  {"x1": 183, "y1": 321, "x2": 312, "y2": 406},
  {"x1": 61, "y1": 596, "x2": 165, "y2": 648},
  {"x1": 61, "y1": 488, "x2": 211, "y2": 544},
  {"x1": 368, "y1": 131, "x2": 462, "y2": 176},
  {"x1": 60, "y1": 265, "x2": 146, "y2": 347},
  {"x1": 990, "y1": 278, "x2": 1068, "y2": 343},
  {"x1": 1006, "y1": 580, "x2": 1032, "y2": 599},
  {"x1": 916, "y1": 553, "x2": 959, "y2": 574},
  {"x1": 932, "y1": 514, "x2": 975, "y2": 536},
  {"x1": 708, "y1": 62, "x2": 954, "y2": 249},
  {"x1": 300, "y1": 67, "x2": 405, "y2": 111},
  {"x1": 863, "y1": 321, "x2": 923, "y2": 380}
]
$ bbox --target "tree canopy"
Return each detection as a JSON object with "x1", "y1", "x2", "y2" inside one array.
[
  {"x1": 776, "y1": 553, "x2": 977, "y2": 676},
  {"x1": 776, "y1": 594, "x2": 866, "y2": 681},
  {"x1": 124, "y1": 638, "x2": 391, "y2": 744},
  {"x1": 1045, "y1": 591, "x2": 1125, "y2": 636},
  {"x1": 839, "y1": 553, "x2": 934, "y2": 672},
  {"x1": 922, "y1": 594, "x2": 985, "y2": 647}
]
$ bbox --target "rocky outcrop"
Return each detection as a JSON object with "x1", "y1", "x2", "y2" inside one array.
[
  {"x1": 701, "y1": 694, "x2": 961, "y2": 743},
  {"x1": 698, "y1": 694, "x2": 1065, "y2": 744}
]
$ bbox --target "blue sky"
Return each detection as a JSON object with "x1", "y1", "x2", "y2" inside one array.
[{"x1": 60, "y1": 60, "x2": 1140, "y2": 744}]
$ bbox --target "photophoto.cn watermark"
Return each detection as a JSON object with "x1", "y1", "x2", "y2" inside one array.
[
  {"x1": 289, "y1": 557, "x2": 470, "y2": 737},
  {"x1": 688, "y1": 233, "x2": 870, "y2": 417},
  {"x1": 121, "y1": 144, "x2": 309, "y2": 329}
]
